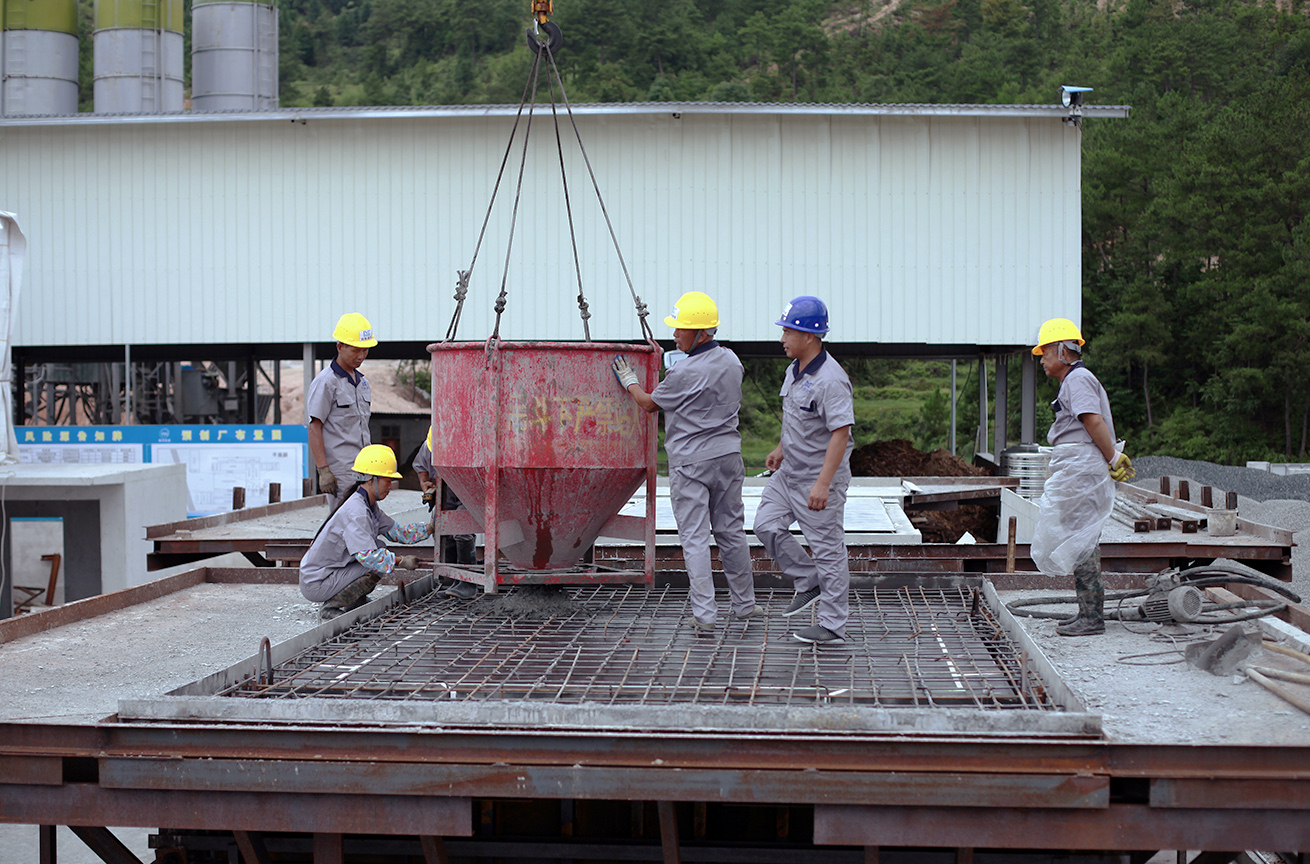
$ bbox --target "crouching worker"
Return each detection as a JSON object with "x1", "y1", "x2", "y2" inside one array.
[{"x1": 300, "y1": 444, "x2": 432, "y2": 620}]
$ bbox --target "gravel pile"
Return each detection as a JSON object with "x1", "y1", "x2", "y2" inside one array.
[
  {"x1": 1129, "y1": 457, "x2": 1310, "y2": 602},
  {"x1": 1130, "y1": 456, "x2": 1310, "y2": 503}
]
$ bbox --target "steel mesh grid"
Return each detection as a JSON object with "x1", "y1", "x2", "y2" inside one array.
[{"x1": 221, "y1": 585, "x2": 1055, "y2": 710}]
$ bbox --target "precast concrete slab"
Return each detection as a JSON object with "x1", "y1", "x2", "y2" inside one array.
[{"x1": 120, "y1": 575, "x2": 1098, "y2": 736}]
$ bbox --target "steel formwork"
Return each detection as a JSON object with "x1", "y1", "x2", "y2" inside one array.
[{"x1": 120, "y1": 576, "x2": 1093, "y2": 735}]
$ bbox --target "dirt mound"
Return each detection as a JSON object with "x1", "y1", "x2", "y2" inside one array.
[{"x1": 850, "y1": 438, "x2": 988, "y2": 478}]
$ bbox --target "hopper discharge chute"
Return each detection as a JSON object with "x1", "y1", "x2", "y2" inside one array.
[{"x1": 428, "y1": 9, "x2": 660, "y2": 593}]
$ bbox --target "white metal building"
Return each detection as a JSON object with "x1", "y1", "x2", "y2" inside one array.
[{"x1": 0, "y1": 101, "x2": 1126, "y2": 351}]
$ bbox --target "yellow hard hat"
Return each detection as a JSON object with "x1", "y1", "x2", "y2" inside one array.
[
  {"x1": 664, "y1": 292, "x2": 719, "y2": 329},
  {"x1": 333, "y1": 312, "x2": 378, "y2": 348},
  {"x1": 1032, "y1": 318, "x2": 1085, "y2": 355},
  {"x1": 426, "y1": 426, "x2": 432, "y2": 451},
  {"x1": 352, "y1": 444, "x2": 402, "y2": 479}
]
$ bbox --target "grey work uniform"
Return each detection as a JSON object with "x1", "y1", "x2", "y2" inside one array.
[
  {"x1": 307, "y1": 359, "x2": 372, "y2": 507},
  {"x1": 1048, "y1": 363, "x2": 1116, "y2": 445},
  {"x1": 414, "y1": 440, "x2": 476, "y2": 563},
  {"x1": 299, "y1": 488, "x2": 396, "y2": 602},
  {"x1": 752, "y1": 350, "x2": 855, "y2": 636},
  {"x1": 650, "y1": 340, "x2": 756, "y2": 625}
]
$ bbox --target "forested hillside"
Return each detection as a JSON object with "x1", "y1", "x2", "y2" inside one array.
[{"x1": 77, "y1": 0, "x2": 1310, "y2": 463}]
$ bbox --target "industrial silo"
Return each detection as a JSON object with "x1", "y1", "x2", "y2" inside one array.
[
  {"x1": 1, "y1": 0, "x2": 79, "y2": 115},
  {"x1": 93, "y1": 0, "x2": 184, "y2": 113},
  {"x1": 191, "y1": 1, "x2": 279, "y2": 111}
]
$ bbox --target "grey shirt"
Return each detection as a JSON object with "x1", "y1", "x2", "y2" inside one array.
[
  {"x1": 1047, "y1": 364, "x2": 1116, "y2": 446},
  {"x1": 778, "y1": 350, "x2": 855, "y2": 485},
  {"x1": 307, "y1": 360, "x2": 372, "y2": 477},
  {"x1": 651, "y1": 341, "x2": 744, "y2": 468},
  {"x1": 299, "y1": 488, "x2": 397, "y2": 591},
  {"x1": 413, "y1": 441, "x2": 433, "y2": 476}
]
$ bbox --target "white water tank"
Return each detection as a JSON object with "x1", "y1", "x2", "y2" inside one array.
[
  {"x1": 93, "y1": 0, "x2": 184, "y2": 113},
  {"x1": 1, "y1": 0, "x2": 79, "y2": 115},
  {"x1": 192, "y1": 1, "x2": 278, "y2": 111}
]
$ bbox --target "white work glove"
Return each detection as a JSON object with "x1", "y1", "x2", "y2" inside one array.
[
  {"x1": 395, "y1": 555, "x2": 421, "y2": 570},
  {"x1": 611, "y1": 354, "x2": 639, "y2": 389},
  {"x1": 317, "y1": 465, "x2": 338, "y2": 495}
]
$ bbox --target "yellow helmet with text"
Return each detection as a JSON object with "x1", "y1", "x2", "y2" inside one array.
[
  {"x1": 352, "y1": 444, "x2": 402, "y2": 479},
  {"x1": 663, "y1": 292, "x2": 719, "y2": 329},
  {"x1": 1032, "y1": 318, "x2": 1085, "y2": 356},
  {"x1": 333, "y1": 312, "x2": 378, "y2": 348}
]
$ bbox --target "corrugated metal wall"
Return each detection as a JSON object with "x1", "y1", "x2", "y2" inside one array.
[{"x1": 0, "y1": 109, "x2": 1082, "y2": 348}]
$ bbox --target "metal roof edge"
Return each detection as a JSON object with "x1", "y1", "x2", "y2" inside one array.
[{"x1": 0, "y1": 101, "x2": 1132, "y2": 127}]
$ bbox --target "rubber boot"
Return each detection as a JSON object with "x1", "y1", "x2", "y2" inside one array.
[
  {"x1": 320, "y1": 573, "x2": 381, "y2": 620},
  {"x1": 1056, "y1": 552, "x2": 1105, "y2": 636}
]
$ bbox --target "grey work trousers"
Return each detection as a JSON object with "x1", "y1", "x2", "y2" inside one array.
[
  {"x1": 753, "y1": 471, "x2": 850, "y2": 636},
  {"x1": 669, "y1": 452, "x2": 756, "y2": 625}
]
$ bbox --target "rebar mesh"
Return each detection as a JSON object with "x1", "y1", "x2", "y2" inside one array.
[{"x1": 222, "y1": 585, "x2": 1055, "y2": 709}]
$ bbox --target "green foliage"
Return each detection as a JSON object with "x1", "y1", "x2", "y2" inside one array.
[{"x1": 70, "y1": 0, "x2": 1310, "y2": 462}]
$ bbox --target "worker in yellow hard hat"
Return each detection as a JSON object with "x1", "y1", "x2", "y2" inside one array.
[
  {"x1": 612, "y1": 291, "x2": 760, "y2": 632},
  {"x1": 412, "y1": 425, "x2": 477, "y2": 599},
  {"x1": 307, "y1": 313, "x2": 377, "y2": 509},
  {"x1": 299, "y1": 445, "x2": 433, "y2": 620},
  {"x1": 1029, "y1": 317, "x2": 1135, "y2": 637}
]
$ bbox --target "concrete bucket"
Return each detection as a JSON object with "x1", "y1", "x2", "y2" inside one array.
[{"x1": 427, "y1": 339, "x2": 661, "y2": 592}]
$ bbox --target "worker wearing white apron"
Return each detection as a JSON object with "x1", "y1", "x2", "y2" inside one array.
[
  {"x1": 612, "y1": 291, "x2": 760, "y2": 631},
  {"x1": 753, "y1": 296, "x2": 855, "y2": 646},
  {"x1": 1029, "y1": 318, "x2": 1136, "y2": 636},
  {"x1": 307, "y1": 312, "x2": 376, "y2": 509},
  {"x1": 300, "y1": 445, "x2": 431, "y2": 620}
]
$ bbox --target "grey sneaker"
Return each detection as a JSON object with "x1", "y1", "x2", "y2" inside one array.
[
  {"x1": 319, "y1": 605, "x2": 344, "y2": 621},
  {"x1": 733, "y1": 605, "x2": 766, "y2": 619},
  {"x1": 688, "y1": 615, "x2": 715, "y2": 633},
  {"x1": 446, "y1": 580, "x2": 480, "y2": 600},
  {"x1": 782, "y1": 587, "x2": 821, "y2": 617},
  {"x1": 793, "y1": 625, "x2": 844, "y2": 645}
]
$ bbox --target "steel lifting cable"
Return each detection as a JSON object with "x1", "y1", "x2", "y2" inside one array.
[
  {"x1": 545, "y1": 54, "x2": 591, "y2": 341},
  {"x1": 542, "y1": 46, "x2": 654, "y2": 343},
  {"x1": 489, "y1": 53, "x2": 545, "y2": 343},
  {"x1": 443, "y1": 49, "x2": 545, "y2": 342},
  {"x1": 444, "y1": 33, "x2": 651, "y2": 344}
]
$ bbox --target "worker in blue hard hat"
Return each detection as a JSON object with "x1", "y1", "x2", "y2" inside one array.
[
  {"x1": 308, "y1": 312, "x2": 377, "y2": 509},
  {"x1": 752, "y1": 295, "x2": 856, "y2": 646},
  {"x1": 299, "y1": 445, "x2": 433, "y2": 620},
  {"x1": 612, "y1": 291, "x2": 761, "y2": 633},
  {"x1": 1029, "y1": 317, "x2": 1135, "y2": 637}
]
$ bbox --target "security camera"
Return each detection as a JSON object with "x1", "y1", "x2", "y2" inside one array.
[{"x1": 1059, "y1": 85, "x2": 1093, "y2": 109}]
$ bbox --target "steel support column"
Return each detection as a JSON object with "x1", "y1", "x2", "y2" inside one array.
[
  {"x1": 993, "y1": 355, "x2": 1007, "y2": 460},
  {"x1": 658, "y1": 801, "x2": 681, "y2": 864},
  {"x1": 1021, "y1": 353, "x2": 1036, "y2": 443}
]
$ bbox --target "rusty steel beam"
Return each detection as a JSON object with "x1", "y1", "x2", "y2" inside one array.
[
  {"x1": 67, "y1": 826, "x2": 145, "y2": 864},
  {"x1": 233, "y1": 831, "x2": 272, "y2": 864},
  {"x1": 8, "y1": 723, "x2": 1310, "y2": 781},
  {"x1": 96, "y1": 759, "x2": 1110, "y2": 808},
  {"x1": 0, "y1": 786, "x2": 471, "y2": 836},
  {"x1": 813, "y1": 804, "x2": 1310, "y2": 850},
  {"x1": 0, "y1": 756, "x2": 62, "y2": 785},
  {"x1": 1150, "y1": 778, "x2": 1310, "y2": 809}
]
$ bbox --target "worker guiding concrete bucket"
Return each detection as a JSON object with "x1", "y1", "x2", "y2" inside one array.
[{"x1": 1029, "y1": 317, "x2": 1136, "y2": 637}]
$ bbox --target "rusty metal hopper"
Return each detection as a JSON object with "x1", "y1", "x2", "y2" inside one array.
[{"x1": 427, "y1": 340, "x2": 660, "y2": 590}]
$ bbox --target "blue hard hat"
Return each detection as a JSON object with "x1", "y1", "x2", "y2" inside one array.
[{"x1": 775, "y1": 295, "x2": 829, "y2": 334}]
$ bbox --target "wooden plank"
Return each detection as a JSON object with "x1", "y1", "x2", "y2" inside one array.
[{"x1": 146, "y1": 495, "x2": 328, "y2": 539}]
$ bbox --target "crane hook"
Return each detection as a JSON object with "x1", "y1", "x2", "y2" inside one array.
[{"x1": 526, "y1": 20, "x2": 564, "y2": 55}]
